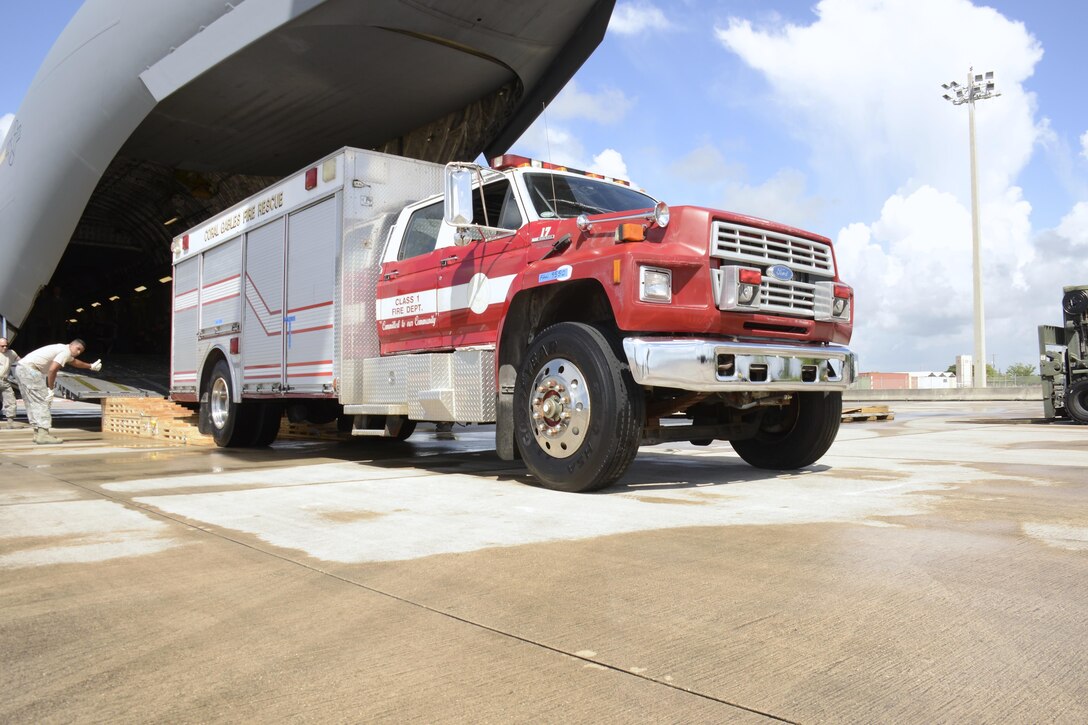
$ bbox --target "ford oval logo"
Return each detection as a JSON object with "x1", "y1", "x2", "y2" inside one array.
[{"x1": 768, "y1": 264, "x2": 793, "y2": 281}]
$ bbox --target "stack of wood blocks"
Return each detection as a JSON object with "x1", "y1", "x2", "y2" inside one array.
[
  {"x1": 841, "y1": 405, "x2": 895, "y2": 423},
  {"x1": 101, "y1": 397, "x2": 215, "y2": 446}
]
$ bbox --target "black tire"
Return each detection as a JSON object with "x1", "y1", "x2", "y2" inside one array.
[
  {"x1": 203, "y1": 360, "x2": 256, "y2": 447},
  {"x1": 390, "y1": 418, "x2": 417, "y2": 441},
  {"x1": 1067, "y1": 379, "x2": 1088, "y2": 424},
  {"x1": 730, "y1": 391, "x2": 842, "y2": 469},
  {"x1": 249, "y1": 402, "x2": 283, "y2": 447},
  {"x1": 514, "y1": 322, "x2": 644, "y2": 492}
]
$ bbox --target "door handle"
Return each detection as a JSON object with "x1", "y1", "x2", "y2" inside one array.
[
  {"x1": 440, "y1": 255, "x2": 459, "y2": 267},
  {"x1": 383, "y1": 270, "x2": 399, "y2": 280}
]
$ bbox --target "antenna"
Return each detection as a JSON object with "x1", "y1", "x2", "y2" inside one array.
[{"x1": 542, "y1": 102, "x2": 559, "y2": 216}]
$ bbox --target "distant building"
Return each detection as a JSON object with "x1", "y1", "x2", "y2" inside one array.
[
  {"x1": 956, "y1": 354, "x2": 975, "y2": 387},
  {"x1": 856, "y1": 371, "x2": 957, "y2": 390}
]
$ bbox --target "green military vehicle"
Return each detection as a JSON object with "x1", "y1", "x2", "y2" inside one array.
[{"x1": 1039, "y1": 284, "x2": 1088, "y2": 423}]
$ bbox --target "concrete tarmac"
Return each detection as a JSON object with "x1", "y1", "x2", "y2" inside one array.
[{"x1": 1, "y1": 401, "x2": 1086, "y2": 723}]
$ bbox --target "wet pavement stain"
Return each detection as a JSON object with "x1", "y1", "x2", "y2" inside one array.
[
  {"x1": 823, "y1": 467, "x2": 910, "y2": 482},
  {"x1": 968, "y1": 461, "x2": 1088, "y2": 486},
  {"x1": 1000, "y1": 440, "x2": 1088, "y2": 451},
  {"x1": 630, "y1": 496, "x2": 708, "y2": 506},
  {"x1": 318, "y1": 510, "x2": 387, "y2": 523}
]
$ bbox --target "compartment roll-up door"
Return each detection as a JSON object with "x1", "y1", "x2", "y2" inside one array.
[
  {"x1": 242, "y1": 218, "x2": 286, "y2": 390},
  {"x1": 285, "y1": 197, "x2": 339, "y2": 393}
]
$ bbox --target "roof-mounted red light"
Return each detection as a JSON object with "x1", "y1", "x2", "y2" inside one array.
[
  {"x1": 304, "y1": 167, "x2": 318, "y2": 190},
  {"x1": 489, "y1": 154, "x2": 632, "y2": 186},
  {"x1": 490, "y1": 154, "x2": 535, "y2": 169},
  {"x1": 182, "y1": 234, "x2": 189, "y2": 251}
]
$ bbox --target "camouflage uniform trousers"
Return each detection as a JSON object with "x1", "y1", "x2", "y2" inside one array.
[
  {"x1": 0, "y1": 379, "x2": 15, "y2": 420},
  {"x1": 0, "y1": 378, "x2": 15, "y2": 418},
  {"x1": 14, "y1": 365, "x2": 53, "y2": 430}
]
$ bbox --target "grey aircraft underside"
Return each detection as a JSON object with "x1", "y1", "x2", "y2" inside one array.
[{"x1": 0, "y1": 0, "x2": 613, "y2": 333}]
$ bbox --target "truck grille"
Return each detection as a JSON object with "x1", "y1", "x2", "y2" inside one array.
[
  {"x1": 710, "y1": 221, "x2": 834, "y2": 277},
  {"x1": 761, "y1": 278, "x2": 816, "y2": 317},
  {"x1": 710, "y1": 220, "x2": 835, "y2": 318}
]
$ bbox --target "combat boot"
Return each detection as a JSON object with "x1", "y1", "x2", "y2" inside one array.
[{"x1": 34, "y1": 427, "x2": 63, "y2": 445}]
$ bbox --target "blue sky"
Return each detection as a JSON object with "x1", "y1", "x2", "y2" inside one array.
[{"x1": 4, "y1": 0, "x2": 1088, "y2": 374}]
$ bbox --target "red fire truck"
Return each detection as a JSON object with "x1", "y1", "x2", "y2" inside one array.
[{"x1": 170, "y1": 147, "x2": 855, "y2": 492}]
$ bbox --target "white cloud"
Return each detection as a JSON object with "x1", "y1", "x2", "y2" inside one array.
[
  {"x1": 836, "y1": 182, "x2": 1046, "y2": 372},
  {"x1": 716, "y1": 0, "x2": 1054, "y2": 372},
  {"x1": 722, "y1": 168, "x2": 823, "y2": 230},
  {"x1": 663, "y1": 144, "x2": 821, "y2": 225},
  {"x1": 1080, "y1": 131, "x2": 1088, "y2": 160},
  {"x1": 511, "y1": 84, "x2": 636, "y2": 180},
  {"x1": 0, "y1": 113, "x2": 13, "y2": 143},
  {"x1": 609, "y1": 1, "x2": 672, "y2": 35},
  {"x1": 669, "y1": 144, "x2": 738, "y2": 185},
  {"x1": 513, "y1": 120, "x2": 588, "y2": 169},
  {"x1": 549, "y1": 81, "x2": 634, "y2": 124},
  {"x1": 716, "y1": 0, "x2": 1042, "y2": 202},
  {"x1": 1055, "y1": 201, "x2": 1088, "y2": 244},
  {"x1": 590, "y1": 148, "x2": 629, "y2": 180}
]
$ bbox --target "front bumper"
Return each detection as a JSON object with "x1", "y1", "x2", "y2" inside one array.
[{"x1": 622, "y1": 338, "x2": 856, "y2": 392}]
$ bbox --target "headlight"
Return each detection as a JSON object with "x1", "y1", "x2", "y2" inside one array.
[{"x1": 640, "y1": 265, "x2": 672, "y2": 303}]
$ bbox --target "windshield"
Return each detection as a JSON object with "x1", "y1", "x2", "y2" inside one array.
[{"x1": 523, "y1": 173, "x2": 657, "y2": 219}]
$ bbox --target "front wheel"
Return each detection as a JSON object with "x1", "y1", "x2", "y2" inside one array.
[
  {"x1": 730, "y1": 391, "x2": 842, "y2": 469},
  {"x1": 513, "y1": 323, "x2": 644, "y2": 492},
  {"x1": 1067, "y1": 379, "x2": 1088, "y2": 424}
]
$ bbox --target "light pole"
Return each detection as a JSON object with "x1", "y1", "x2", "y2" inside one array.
[{"x1": 942, "y1": 68, "x2": 1000, "y2": 387}]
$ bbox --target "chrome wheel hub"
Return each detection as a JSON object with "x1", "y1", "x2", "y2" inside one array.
[
  {"x1": 210, "y1": 376, "x2": 230, "y2": 430},
  {"x1": 530, "y1": 357, "x2": 590, "y2": 459}
]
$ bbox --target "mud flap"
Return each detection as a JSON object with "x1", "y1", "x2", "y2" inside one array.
[
  {"x1": 198, "y1": 390, "x2": 210, "y2": 434},
  {"x1": 495, "y1": 389, "x2": 520, "y2": 460}
]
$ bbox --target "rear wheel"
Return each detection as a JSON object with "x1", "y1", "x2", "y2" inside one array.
[
  {"x1": 249, "y1": 402, "x2": 283, "y2": 446},
  {"x1": 1067, "y1": 379, "x2": 1088, "y2": 424},
  {"x1": 731, "y1": 391, "x2": 842, "y2": 469},
  {"x1": 204, "y1": 360, "x2": 257, "y2": 447},
  {"x1": 514, "y1": 322, "x2": 643, "y2": 492}
]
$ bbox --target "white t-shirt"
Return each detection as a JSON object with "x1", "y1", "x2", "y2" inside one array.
[
  {"x1": 20, "y1": 344, "x2": 76, "y2": 375},
  {"x1": 0, "y1": 348, "x2": 18, "y2": 378},
  {"x1": 0, "y1": 349, "x2": 18, "y2": 378}
]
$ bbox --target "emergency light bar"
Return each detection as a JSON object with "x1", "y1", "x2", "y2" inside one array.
[{"x1": 490, "y1": 154, "x2": 633, "y2": 187}]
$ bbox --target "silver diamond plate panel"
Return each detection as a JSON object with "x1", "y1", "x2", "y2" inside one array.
[
  {"x1": 339, "y1": 149, "x2": 445, "y2": 403},
  {"x1": 453, "y1": 349, "x2": 496, "y2": 421},
  {"x1": 358, "y1": 350, "x2": 495, "y2": 422}
]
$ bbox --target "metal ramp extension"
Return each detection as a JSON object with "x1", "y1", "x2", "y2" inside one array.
[{"x1": 54, "y1": 371, "x2": 159, "y2": 401}]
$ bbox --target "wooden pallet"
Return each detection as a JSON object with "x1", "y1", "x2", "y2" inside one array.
[
  {"x1": 278, "y1": 419, "x2": 350, "y2": 441},
  {"x1": 102, "y1": 396, "x2": 215, "y2": 446},
  {"x1": 842, "y1": 405, "x2": 895, "y2": 423},
  {"x1": 103, "y1": 396, "x2": 352, "y2": 445}
]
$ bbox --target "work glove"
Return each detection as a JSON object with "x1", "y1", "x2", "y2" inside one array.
[
  {"x1": 90, "y1": 359, "x2": 103, "y2": 372},
  {"x1": 46, "y1": 388, "x2": 54, "y2": 405}
]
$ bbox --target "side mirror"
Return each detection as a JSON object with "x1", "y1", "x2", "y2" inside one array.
[{"x1": 443, "y1": 163, "x2": 477, "y2": 226}]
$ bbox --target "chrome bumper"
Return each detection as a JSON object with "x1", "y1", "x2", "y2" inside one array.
[{"x1": 622, "y1": 338, "x2": 856, "y2": 392}]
